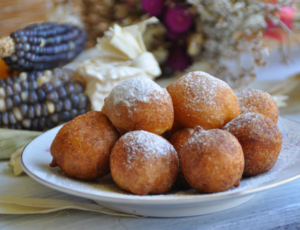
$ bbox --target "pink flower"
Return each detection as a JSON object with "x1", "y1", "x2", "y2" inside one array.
[
  {"x1": 264, "y1": 6, "x2": 296, "y2": 40},
  {"x1": 165, "y1": 7, "x2": 193, "y2": 33},
  {"x1": 142, "y1": 0, "x2": 165, "y2": 16},
  {"x1": 166, "y1": 28, "x2": 184, "y2": 40},
  {"x1": 166, "y1": 45, "x2": 192, "y2": 71}
]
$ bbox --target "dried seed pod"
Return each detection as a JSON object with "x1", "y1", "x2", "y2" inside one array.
[
  {"x1": 8, "y1": 111, "x2": 17, "y2": 125},
  {"x1": 46, "y1": 118, "x2": 56, "y2": 129},
  {"x1": 36, "y1": 88, "x2": 46, "y2": 102},
  {"x1": 56, "y1": 86, "x2": 67, "y2": 99},
  {"x1": 55, "y1": 100, "x2": 63, "y2": 113},
  {"x1": 50, "y1": 113, "x2": 59, "y2": 123},
  {"x1": 20, "y1": 81, "x2": 29, "y2": 90},
  {"x1": 2, "y1": 112, "x2": 9, "y2": 125},
  {"x1": 5, "y1": 97, "x2": 13, "y2": 110},
  {"x1": 38, "y1": 117, "x2": 46, "y2": 130},
  {"x1": 0, "y1": 23, "x2": 86, "y2": 71},
  {"x1": 20, "y1": 104, "x2": 28, "y2": 117},
  {"x1": 70, "y1": 109, "x2": 78, "y2": 119},
  {"x1": 41, "y1": 103, "x2": 48, "y2": 117},
  {"x1": 27, "y1": 105, "x2": 35, "y2": 119},
  {"x1": 22, "y1": 118, "x2": 31, "y2": 129},
  {"x1": 0, "y1": 87, "x2": 5, "y2": 98},
  {"x1": 28, "y1": 90, "x2": 38, "y2": 104},
  {"x1": 46, "y1": 90, "x2": 60, "y2": 103},
  {"x1": 32, "y1": 118, "x2": 39, "y2": 130},
  {"x1": 59, "y1": 111, "x2": 70, "y2": 122},
  {"x1": 63, "y1": 98, "x2": 72, "y2": 111},
  {"x1": 12, "y1": 107, "x2": 23, "y2": 121},
  {"x1": 12, "y1": 82, "x2": 21, "y2": 94},
  {"x1": 5, "y1": 86, "x2": 13, "y2": 96},
  {"x1": 12, "y1": 94, "x2": 21, "y2": 106}
]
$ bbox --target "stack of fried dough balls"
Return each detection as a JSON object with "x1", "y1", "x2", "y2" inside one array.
[
  {"x1": 105, "y1": 77, "x2": 178, "y2": 195},
  {"x1": 167, "y1": 71, "x2": 243, "y2": 192},
  {"x1": 167, "y1": 71, "x2": 281, "y2": 193},
  {"x1": 51, "y1": 77, "x2": 178, "y2": 195},
  {"x1": 50, "y1": 71, "x2": 282, "y2": 195}
]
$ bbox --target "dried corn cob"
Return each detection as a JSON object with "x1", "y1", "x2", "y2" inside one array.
[
  {"x1": 0, "y1": 23, "x2": 86, "y2": 72},
  {"x1": 0, "y1": 68, "x2": 90, "y2": 131}
]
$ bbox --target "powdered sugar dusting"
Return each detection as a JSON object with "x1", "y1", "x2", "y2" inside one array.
[
  {"x1": 223, "y1": 113, "x2": 262, "y2": 135},
  {"x1": 42, "y1": 117, "x2": 300, "y2": 201},
  {"x1": 237, "y1": 88, "x2": 278, "y2": 117},
  {"x1": 108, "y1": 77, "x2": 164, "y2": 107},
  {"x1": 187, "y1": 129, "x2": 211, "y2": 147},
  {"x1": 182, "y1": 71, "x2": 231, "y2": 110},
  {"x1": 122, "y1": 130, "x2": 175, "y2": 167}
]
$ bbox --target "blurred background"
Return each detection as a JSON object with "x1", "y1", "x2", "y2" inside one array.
[
  {"x1": 1, "y1": 0, "x2": 300, "y2": 81},
  {"x1": 1, "y1": 0, "x2": 300, "y2": 80},
  {"x1": 1, "y1": 0, "x2": 300, "y2": 123}
]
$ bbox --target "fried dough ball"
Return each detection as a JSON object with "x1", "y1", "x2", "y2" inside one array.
[
  {"x1": 169, "y1": 128, "x2": 194, "y2": 189},
  {"x1": 223, "y1": 113, "x2": 282, "y2": 177},
  {"x1": 181, "y1": 126, "x2": 244, "y2": 193},
  {"x1": 110, "y1": 130, "x2": 179, "y2": 195},
  {"x1": 237, "y1": 89, "x2": 279, "y2": 124},
  {"x1": 169, "y1": 120, "x2": 184, "y2": 136},
  {"x1": 167, "y1": 71, "x2": 239, "y2": 130},
  {"x1": 105, "y1": 77, "x2": 174, "y2": 135},
  {"x1": 102, "y1": 101, "x2": 127, "y2": 136},
  {"x1": 170, "y1": 128, "x2": 194, "y2": 155},
  {"x1": 161, "y1": 130, "x2": 171, "y2": 140},
  {"x1": 160, "y1": 120, "x2": 184, "y2": 141},
  {"x1": 50, "y1": 111, "x2": 120, "y2": 181}
]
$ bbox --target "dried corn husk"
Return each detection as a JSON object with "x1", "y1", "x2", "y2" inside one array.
[
  {"x1": 76, "y1": 17, "x2": 161, "y2": 111},
  {"x1": 0, "y1": 129, "x2": 42, "y2": 160},
  {"x1": 2, "y1": 147, "x2": 24, "y2": 175},
  {"x1": 266, "y1": 73, "x2": 300, "y2": 114},
  {"x1": 0, "y1": 196, "x2": 138, "y2": 216},
  {"x1": 267, "y1": 74, "x2": 300, "y2": 96}
]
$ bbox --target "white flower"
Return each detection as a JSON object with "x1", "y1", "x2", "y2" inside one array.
[
  {"x1": 211, "y1": 0, "x2": 232, "y2": 16},
  {"x1": 187, "y1": 0, "x2": 201, "y2": 4},
  {"x1": 243, "y1": 14, "x2": 267, "y2": 30},
  {"x1": 197, "y1": 5, "x2": 215, "y2": 21},
  {"x1": 204, "y1": 39, "x2": 219, "y2": 53},
  {"x1": 232, "y1": 2, "x2": 245, "y2": 11}
]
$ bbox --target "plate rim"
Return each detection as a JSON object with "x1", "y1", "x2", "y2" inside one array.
[{"x1": 21, "y1": 116, "x2": 300, "y2": 205}]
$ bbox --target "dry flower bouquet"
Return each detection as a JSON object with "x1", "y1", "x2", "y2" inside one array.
[{"x1": 81, "y1": 0, "x2": 297, "y2": 88}]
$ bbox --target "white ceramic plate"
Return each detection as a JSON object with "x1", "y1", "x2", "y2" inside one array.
[{"x1": 21, "y1": 117, "x2": 300, "y2": 217}]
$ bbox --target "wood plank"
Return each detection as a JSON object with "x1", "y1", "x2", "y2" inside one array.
[{"x1": 0, "y1": 0, "x2": 52, "y2": 37}]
